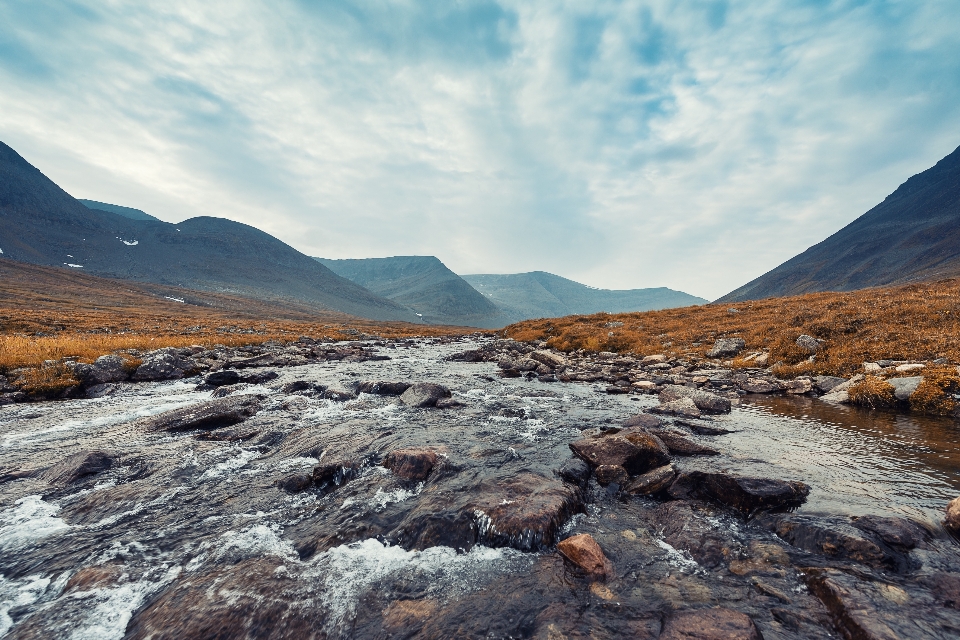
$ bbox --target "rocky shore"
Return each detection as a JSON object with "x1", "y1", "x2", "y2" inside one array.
[{"x1": 1, "y1": 335, "x2": 958, "y2": 638}]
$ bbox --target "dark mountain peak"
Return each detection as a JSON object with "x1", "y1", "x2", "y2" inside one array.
[{"x1": 79, "y1": 199, "x2": 160, "y2": 222}]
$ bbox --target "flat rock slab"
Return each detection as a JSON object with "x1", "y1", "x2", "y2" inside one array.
[
  {"x1": 400, "y1": 383, "x2": 452, "y2": 408},
  {"x1": 139, "y1": 395, "x2": 261, "y2": 432},
  {"x1": 661, "y1": 608, "x2": 761, "y2": 640},
  {"x1": 557, "y1": 533, "x2": 612, "y2": 580},
  {"x1": 649, "y1": 429, "x2": 719, "y2": 456},
  {"x1": 569, "y1": 432, "x2": 670, "y2": 476}
]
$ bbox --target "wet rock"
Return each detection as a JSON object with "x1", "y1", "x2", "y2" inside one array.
[
  {"x1": 313, "y1": 460, "x2": 362, "y2": 488},
  {"x1": 660, "y1": 385, "x2": 731, "y2": 414},
  {"x1": 605, "y1": 385, "x2": 630, "y2": 394},
  {"x1": 656, "y1": 501, "x2": 730, "y2": 568},
  {"x1": 280, "y1": 380, "x2": 314, "y2": 394},
  {"x1": 853, "y1": 515, "x2": 926, "y2": 549},
  {"x1": 676, "y1": 419, "x2": 733, "y2": 436},
  {"x1": 85, "y1": 383, "x2": 118, "y2": 398},
  {"x1": 276, "y1": 472, "x2": 312, "y2": 493},
  {"x1": 668, "y1": 472, "x2": 809, "y2": 515},
  {"x1": 321, "y1": 389, "x2": 356, "y2": 401},
  {"x1": 64, "y1": 565, "x2": 123, "y2": 592},
  {"x1": 814, "y1": 375, "x2": 846, "y2": 393},
  {"x1": 660, "y1": 608, "x2": 761, "y2": 640},
  {"x1": 557, "y1": 533, "x2": 612, "y2": 580},
  {"x1": 42, "y1": 450, "x2": 116, "y2": 485},
  {"x1": 139, "y1": 395, "x2": 261, "y2": 432},
  {"x1": 783, "y1": 378, "x2": 813, "y2": 394},
  {"x1": 240, "y1": 370, "x2": 279, "y2": 385},
  {"x1": 594, "y1": 464, "x2": 629, "y2": 486},
  {"x1": 649, "y1": 397, "x2": 702, "y2": 418},
  {"x1": 888, "y1": 376, "x2": 923, "y2": 401},
  {"x1": 73, "y1": 355, "x2": 130, "y2": 385},
  {"x1": 622, "y1": 464, "x2": 676, "y2": 495},
  {"x1": 356, "y1": 381, "x2": 412, "y2": 396},
  {"x1": 944, "y1": 496, "x2": 960, "y2": 534},
  {"x1": 400, "y1": 383, "x2": 452, "y2": 408},
  {"x1": 758, "y1": 513, "x2": 904, "y2": 570},
  {"x1": 622, "y1": 414, "x2": 663, "y2": 429},
  {"x1": 706, "y1": 338, "x2": 746, "y2": 358},
  {"x1": 133, "y1": 349, "x2": 194, "y2": 381},
  {"x1": 384, "y1": 448, "x2": 439, "y2": 481},
  {"x1": 648, "y1": 429, "x2": 719, "y2": 456},
  {"x1": 738, "y1": 378, "x2": 781, "y2": 394},
  {"x1": 435, "y1": 398, "x2": 464, "y2": 409},
  {"x1": 203, "y1": 369, "x2": 240, "y2": 387},
  {"x1": 569, "y1": 431, "x2": 670, "y2": 476},
  {"x1": 558, "y1": 458, "x2": 590, "y2": 488},
  {"x1": 796, "y1": 334, "x2": 822, "y2": 354}
]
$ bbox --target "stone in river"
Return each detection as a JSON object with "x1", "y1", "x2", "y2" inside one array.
[
  {"x1": 621, "y1": 413, "x2": 662, "y2": 429},
  {"x1": 944, "y1": 496, "x2": 960, "y2": 534},
  {"x1": 648, "y1": 429, "x2": 719, "y2": 456},
  {"x1": 384, "y1": 448, "x2": 440, "y2": 481},
  {"x1": 139, "y1": 395, "x2": 261, "y2": 432},
  {"x1": 660, "y1": 385, "x2": 731, "y2": 414},
  {"x1": 660, "y1": 608, "x2": 761, "y2": 640},
  {"x1": 622, "y1": 464, "x2": 676, "y2": 496},
  {"x1": 594, "y1": 464, "x2": 629, "y2": 486},
  {"x1": 668, "y1": 471, "x2": 809, "y2": 515},
  {"x1": 204, "y1": 370, "x2": 240, "y2": 387},
  {"x1": 649, "y1": 397, "x2": 702, "y2": 418},
  {"x1": 556, "y1": 533, "x2": 612, "y2": 580},
  {"x1": 400, "y1": 383, "x2": 452, "y2": 408},
  {"x1": 42, "y1": 450, "x2": 116, "y2": 485},
  {"x1": 739, "y1": 378, "x2": 781, "y2": 394},
  {"x1": 356, "y1": 381, "x2": 412, "y2": 396},
  {"x1": 558, "y1": 458, "x2": 590, "y2": 488},
  {"x1": 569, "y1": 431, "x2": 670, "y2": 476},
  {"x1": 276, "y1": 472, "x2": 312, "y2": 493}
]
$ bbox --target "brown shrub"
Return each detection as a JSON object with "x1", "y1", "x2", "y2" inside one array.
[
  {"x1": 848, "y1": 376, "x2": 897, "y2": 409},
  {"x1": 909, "y1": 366, "x2": 960, "y2": 416},
  {"x1": 14, "y1": 362, "x2": 80, "y2": 397}
]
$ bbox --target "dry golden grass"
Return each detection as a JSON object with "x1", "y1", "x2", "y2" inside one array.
[
  {"x1": 503, "y1": 278, "x2": 960, "y2": 379},
  {"x1": 909, "y1": 366, "x2": 960, "y2": 415},
  {"x1": 848, "y1": 376, "x2": 898, "y2": 409}
]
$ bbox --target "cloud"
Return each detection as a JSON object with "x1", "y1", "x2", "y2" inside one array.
[{"x1": 1, "y1": 0, "x2": 959, "y2": 300}]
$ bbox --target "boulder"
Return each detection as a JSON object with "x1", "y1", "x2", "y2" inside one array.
[
  {"x1": 648, "y1": 429, "x2": 719, "y2": 456},
  {"x1": 945, "y1": 497, "x2": 960, "y2": 534},
  {"x1": 739, "y1": 378, "x2": 780, "y2": 394},
  {"x1": 42, "y1": 450, "x2": 116, "y2": 485},
  {"x1": 557, "y1": 458, "x2": 590, "y2": 488},
  {"x1": 783, "y1": 378, "x2": 813, "y2": 394},
  {"x1": 384, "y1": 448, "x2": 440, "y2": 481},
  {"x1": 642, "y1": 354, "x2": 668, "y2": 364},
  {"x1": 594, "y1": 464, "x2": 629, "y2": 486},
  {"x1": 660, "y1": 608, "x2": 761, "y2": 640},
  {"x1": 706, "y1": 338, "x2": 745, "y2": 358},
  {"x1": 280, "y1": 380, "x2": 313, "y2": 394},
  {"x1": 529, "y1": 350, "x2": 566, "y2": 368},
  {"x1": 757, "y1": 513, "x2": 905, "y2": 570},
  {"x1": 888, "y1": 376, "x2": 923, "y2": 401},
  {"x1": 819, "y1": 390, "x2": 850, "y2": 404},
  {"x1": 133, "y1": 350, "x2": 194, "y2": 381},
  {"x1": 853, "y1": 515, "x2": 925, "y2": 550},
  {"x1": 204, "y1": 370, "x2": 240, "y2": 387},
  {"x1": 139, "y1": 395, "x2": 261, "y2": 432},
  {"x1": 621, "y1": 414, "x2": 662, "y2": 429},
  {"x1": 569, "y1": 432, "x2": 670, "y2": 476},
  {"x1": 313, "y1": 460, "x2": 362, "y2": 488},
  {"x1": 356, "y1": 381, "x2": 412, "y2": 396},
  {"x1": 649, "y1": 397, "x2": 701, "y2": 418},
  {"x1": 814, "y1": 376, "x2": 846, "y2": 393},
  {"x1": 622, "y1": 464, "x2": 676, "y2": 495},
  {"x1": 669, "y1": 472, "x2": 809, "y2": 515},
  {"x1": 276, "y1": 472, "x2": 312, "y2": 493},
  {"x1": 556, "y1": 533, "x2": 612, "y2": 580},
  {"x1": 88, "y1": 355, "x2": 130, "y2": 384},
  {"x1": 400, "y1": 383, "x2": 452, "y2": 408},
  {"x1": 795, "y1": 334, "x2": 821, "y2": 354},
  {"x1": 321, "y1": 389, "x2": 356, "y2": 402},
  {"x1": 660, "y1": 385, "x2": 731, "y2": 414}
]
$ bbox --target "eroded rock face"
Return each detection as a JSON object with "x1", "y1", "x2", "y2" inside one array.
[
  {"x1": 384, "y1": 448, "x2": 439, "y2": 481},
  {"x1": 557, "y1": 533, "x2": 612, "y2": 580},
  {"x1": 569, "y1": 431, "x2": 670, "y2": 476},
  {"x1": 660, "y1": 608, "x2": 761, "y2": 640},
  {"x1": 400, "y1": 383, "x2": 452, "y2": 408},
  {"x1": 139, "y1": 395, "x2": 261, "y2": 432}
]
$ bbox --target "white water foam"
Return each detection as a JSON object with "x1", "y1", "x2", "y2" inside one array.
[
  {"x1": 199, "y1": 448, "x2": 259, "y2": 481},
  {"x1": 0, "y1": 496, "x2": 70, "y2": 553},
  {"x1": 216, "y1": 524, "x2": 297, "y2": 561},
  {"x1": 0, "y1": 574, "x2": 52, "y2": 636},
  {"x1": 655, "y1": 539, "x2": 703, "y2": 574},
  {"x1": 370, "y1": 482, "x2": 423, "y2": 512}
]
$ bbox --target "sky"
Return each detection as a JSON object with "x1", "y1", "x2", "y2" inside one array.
[{"x1": 2, "y1": 1, "x2": 959, "y2": 301}]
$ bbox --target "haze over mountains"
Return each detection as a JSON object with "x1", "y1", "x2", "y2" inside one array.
[{"x1": 720, "y1": 144, "x2": 960, "y2": 302}]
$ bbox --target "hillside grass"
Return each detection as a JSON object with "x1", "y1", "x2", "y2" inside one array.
[{"x1": 503, "y1": 278, "x2": 960, "y2": 379}]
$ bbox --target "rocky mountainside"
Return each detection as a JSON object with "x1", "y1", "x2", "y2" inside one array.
[
  {"x1": 0, "y1": 141, "x2": 417, "y2": 322},
  {"x1": 316, "y1": 256, "x2": 508, "y2": 327},
  {"x1": 720, "y1": 144, "x2": 960, "y2": 302},
  {"x1": 462, "y1": 271, "x2": 706, "y2": 323},
  {"x1": 79, "y1": 199, "x2": 160, "y2": 222}
]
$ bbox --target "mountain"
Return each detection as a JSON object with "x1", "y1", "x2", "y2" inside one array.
[
  {"x1": 0, "y1": 141, "x2": 417, "y2": 322},
  {"x1": 79, "y1": 199, "x2": 160, "y2": 222},
  {"x1": 316, "y1": 256, "x2": 508, "y2": 327},
  {"x1": 719, "y1": 144, "x2": 960, "y2": 302},
  {"x1": 461, "y1": 271, "x2": 707, "y2": 322}
]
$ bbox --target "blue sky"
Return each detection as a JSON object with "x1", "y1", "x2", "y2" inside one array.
[{"x1": 2, "y1": 1, "x2": 959, "y2": 300}]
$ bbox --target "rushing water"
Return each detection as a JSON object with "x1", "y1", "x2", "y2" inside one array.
[{"x1": 0, "y1": 338, "x2": 957, "y2": 639}]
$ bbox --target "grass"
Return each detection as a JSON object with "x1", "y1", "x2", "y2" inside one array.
[{"x1": 503, "y1": 278, "x2": 960, "y2": 380}]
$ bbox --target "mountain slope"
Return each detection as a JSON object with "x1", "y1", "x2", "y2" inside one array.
[
  {"x1": 462, "y1": 271, "x2": 706, "y2": 322},
  {"x1": 316, "y1": 256, "x2": 507, "y2": 327},
  {"x1": 79, "y1": 199, "x2": 160, "y2": 222},
  {"x1": 719, "y1": 144, "x2": 960, "y2": 302},
  {"x1": 0, "y1": 141, "x2": 417, "y2": 322}
]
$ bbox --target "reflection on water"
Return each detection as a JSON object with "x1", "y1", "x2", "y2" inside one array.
[{"x1": 730, "y1": 395, "x2": 960, "y2": 525}]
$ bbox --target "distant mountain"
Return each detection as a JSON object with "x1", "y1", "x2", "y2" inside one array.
[
  {"x1": 0, "y1": 141, "x2": 417, "y2": 322},
  {"x1": 79, "y1": 199, "x2": 160, "y2": 222},
  {"x1": 719, "y1": 144, "x2": 960, "y2": 302},
  {"x1": 316, "y1": 256, "x2": 508, "y2": 327},
  {"x1": 462, "y1": 271, "x2": 706, "y2": 322}
]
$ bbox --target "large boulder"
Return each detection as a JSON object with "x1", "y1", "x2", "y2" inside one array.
[
  {"x1": 400, "y1": 383, "x2": 452, "y2": 408},
  {"x1": 706, "y1": 338, "x2": 745, "y2": 358},
  {"x1": 569, "y1": 431, "x2": 670, "y2": 476},
  {"x1": 203, "y1": 370, "x2": 241, "y2": 387},
  {"x1": 660, "y1": 385, "x2": 731, "y2": 414},
  {"x1": 888, "y1": 376, "x2": 923, "y2": 401},
  {"x1": 139, "y1": 395, "x2": 261, "y2": 432},
  {"x1": 72, "y1": 355, "x2": 130, "y2": 386}
]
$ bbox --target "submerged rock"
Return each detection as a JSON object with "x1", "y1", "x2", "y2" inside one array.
[
  {"x1": 42, "y1": 450, "x2": 116, "y2": 485},
  {"x1": 569, "y1": 431, "x2": 670, "y2": 476},
  {"x1": 556, "y1": 533, "x2": 612, "y2": 580},
  {"x1": 668, "y1": 472, "x2": 809, "y2": 515},
  {"x1": 356, "y1": 381, "x2": 413, "y2": 396},
  {"x1": 557, "y1": 458, "x2": 590, "y2": 488},
  {"x1": 384, "y1": 448, "x2": 440, "y2": 481},
  {"x1": 660, "y1": 608, "x2": 761, "y2": 640},
  {"x1": 139, "y1": 395, "x2": 261, "y2": 432}
]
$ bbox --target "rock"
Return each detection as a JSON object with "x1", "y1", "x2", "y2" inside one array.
[
  {"x1": 853, "y1": 515, "x2": 925, "y2": 549},
  {"x1": 85, "y1": 355, "x2": 130, "y2": 384},
  {"x1": 321, "y1": 389, "x2": 356, "y2": 402},
  {"x1": 660, "y1": 385, "x2": 731, "y2": 414},
  {"x1": 622, "y1": 464, "x2": 676, "y2": 495},
  {"x1": 313, "y1": 460, "x2": 362, "y2": 488},
  {"x1": 887, "y1": 376, "x2": 922, "y2": 401},
  {"x1": 622, "y1": 414, "x2": 662, "y2": 429},
  {"x1": 820, "y1": 390, "x2": 850, "y2": 404},
  {"x1": 139, "y1": 395, "x2": 261, "y2": 432},
  {"x1": 660, "y1": 608, "x2": 761, "y2": 640},
  {"x1": 280, "y1": 380, "x2": 314, "y2": 394},
  {"x1": 739, "y1": 378, "x2": 780, "y2": 394},
  {"x1": 783, "y1": 378, "x2": 813, "y2": 394},
  {"x1": 796, "y1": 334, "x2": 821, "y2": 354},
  {"x1": 642, "y1": 354, "x2": 668, "y2": 364},
  {"x1": 706, "y1": 338, "x2": 745, "y2": 358},
  {"x1": 529, "y1": 350, "x2": 566, "y2": 368},
  {"x1": 203, "y1": 370, "x2": 241, "y2": 387},
  {"x1": 677, "y1": 419, "x2": 733, "y2": 436},
  {"x1": 85, "y1": 383, "x2": 118, "y2": 399},
  {"x1": 649, "y1": 397, "x2": 702, "y2": 418},
  {"x1": 132, "y1": 350, "x2": 193, "y2": 381},
  {"x1": 42, "y1": 450, "x2": 116, "y2": 485},
  {"x1": 384, "y1": 448, "x2": 439, "y2": 481},
  {"x1": 669, "y1": 472, "x2": 809, "y2": 515},
  {"x1": 240, "y1": 370, "x2": 279, "y2": 385},
  {"x1": 656, "y1": 501, "x2": 730, "y2": 567},
  {"x1": 276, "y1": 472, "x2": 312, "y2": 493},
  {"x1": 356, "y1": 381, "x2": 412, "y2": 396},
  {"x1": 558, "y1": 458, "x2": 590, "y2": 488},
  {"x1": 556, "y1": 533, "x2": 612, "y2": 580},
  {"x1": 896, "y1": 363, "x2": 925, "y2": 373},
  {"x1": 945, "y1": 497, "x2": 960, "y2": 534},
  {"x1": 863, "y1": 362, "x2": 882, "y2": 373},
  {"x1": 569, "y1": 431, "x2": 670, "y2": 476},
  {"x1": 632, "y1": 380, "x2": 657, "y2": 391},
  {"x1": 594, "y1": 464, "x2": 629, "y2": 486},
  {"x1": 605, "y1": 385, "x2": 629, "y2": 394},
  {"x1": 649, "y1": 429, "x2": 719, "y2": 456},
  {"x1": 758, "y1": 513, "x2": 904, "y2": 570},
  {"x1": 814, "y1": 375, "x2": 846, "y2": 393},
  {"x1": 514, "y1": 358, "x2": 540, "y2": 372},
  {"x1": 435, "y1": 398, "x2": 463, "y2": 409},
  {"x1": 400, "y1": 383, "x2": 452, "y2": 408}
]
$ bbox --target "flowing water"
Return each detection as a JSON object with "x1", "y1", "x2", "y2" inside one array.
[{"x1": 0, "y1": 338, "x2": 957, "y2": 639}]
